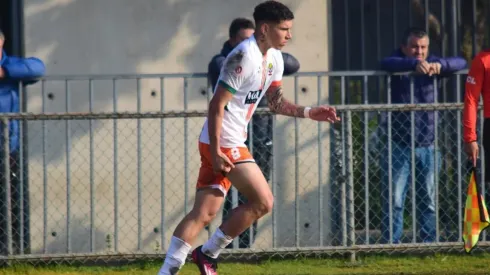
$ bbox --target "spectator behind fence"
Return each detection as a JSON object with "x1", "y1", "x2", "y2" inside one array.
[
  {"x1": 379, "y1": 27, "x2": 466, "y2": 244},
  {"x1": 207, "y1": 17, "x2": 300, "y2": 248},
  {"x1": 0, "y1": 29, "x2": 45, "y2": 254}
]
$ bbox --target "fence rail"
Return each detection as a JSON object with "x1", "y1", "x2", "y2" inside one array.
[
  {"x1": 0, "y1": 70, "x2": 487, "y2": 266},
  {"x1": 32, "y1": 69, "x2": 470, "y2": 79}
]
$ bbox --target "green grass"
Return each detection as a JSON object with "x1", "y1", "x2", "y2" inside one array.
[{"x1": 1, "y1": 254, "x2": 490, "y2": 274}]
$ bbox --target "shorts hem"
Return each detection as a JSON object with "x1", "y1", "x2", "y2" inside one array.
[
  {"x1": 233, "y1": 159, "x2": 255, "y2": 165},
  {"x1": 197, "y1": 184, "x2": 227, "y2": 196}
]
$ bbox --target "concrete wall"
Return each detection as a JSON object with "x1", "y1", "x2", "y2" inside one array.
[{"x1": 22, "y1": 0, "x2": 332, "y2": 254}]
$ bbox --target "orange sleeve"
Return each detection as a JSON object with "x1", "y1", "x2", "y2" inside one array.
[{"x1": 463, "y1": 56, "x2": 485, "y2": 143}]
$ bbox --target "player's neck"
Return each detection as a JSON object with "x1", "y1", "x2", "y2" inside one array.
[{"x1": 253, "y1": 34, "x2": 270, "y2": 56}]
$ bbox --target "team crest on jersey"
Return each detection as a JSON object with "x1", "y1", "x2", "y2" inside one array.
[
  {"x1": 244, "y1": 90, "x2": 262, "y2": 104},
  {"x1": 267, "y1": 63, "x2": 273, "y2": 76},
  {"x1": 225, "y1": 50, "x2": 245, "y2": 75}
]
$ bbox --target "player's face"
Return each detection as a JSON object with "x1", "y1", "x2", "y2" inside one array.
[
  {"x1": 401, "y1": 35, "x2": 429, "y2": 60},
  {"x1": 266, "y1": 20, "x2": 293, "y2": 50}
]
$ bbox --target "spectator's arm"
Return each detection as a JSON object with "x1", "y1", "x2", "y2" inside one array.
[
  {"x1": 436, "y1": 56, "x2": 467, "y2": 73},
  {"x1": 282, "y1": 52, "x2": 300, "y2": 75},
  {"x1": 463, "y1": 56, "x2": 485, "y2": 143},
  {"x1": 380, "y1": 56, "x2": 418, "y2": 72},
  {"x1": 2, "y1": 57, "x2": 45, "y2": 80},
  {"x1": 208, "y1": 56, "x2": 226, "y2": 92}
]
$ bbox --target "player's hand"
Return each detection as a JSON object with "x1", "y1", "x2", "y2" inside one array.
[
  {"x1": 211, "y1": 150, "x2": 235, "y2": 176},
  {"x1": 464, "y1": 141, "x2": 479, "y2": 167},
  {"x1": 0, "y1": 67, "x2": 5, "y2": 78},
  {"x1": 308, "y1": 106, "x2": 341, "y2": 123},
  {"x1": 415, "y1": 60, "x2": 431, "y2": 74}
]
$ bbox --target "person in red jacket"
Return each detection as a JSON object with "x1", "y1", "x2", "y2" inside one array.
[{"x1": 463, "y1": 50, "x2": 490, "y2": 172}]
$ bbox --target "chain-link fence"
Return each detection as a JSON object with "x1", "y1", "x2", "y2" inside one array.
[{"x1": 0, "y1": 71, "x2": 486, "y2": 265}]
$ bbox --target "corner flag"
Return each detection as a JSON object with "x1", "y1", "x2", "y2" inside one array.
[{"x1": 463, "y1": 167, "x2": 490, "y2": 253}]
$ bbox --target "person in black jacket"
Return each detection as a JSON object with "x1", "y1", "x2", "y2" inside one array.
[{"x1": 207, "y1": 17, "x2": 300, "y2": 248}]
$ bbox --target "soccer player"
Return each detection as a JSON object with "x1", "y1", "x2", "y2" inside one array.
[{"x1": 158, "y1": 1, "x2": 339, "y2": 274}]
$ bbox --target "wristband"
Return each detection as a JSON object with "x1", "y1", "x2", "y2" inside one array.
[{"x1": 304, "y1": 107, "x2": 311, "y2": 118}]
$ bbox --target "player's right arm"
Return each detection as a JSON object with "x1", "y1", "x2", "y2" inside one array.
[
  {"x1": 463, "y1": 54, "x2": 485, "y2": 166},
  {"x1": 208, "y1": 85, "x2": 235, "y2": 173},
  {"x1": 208, "y1": 50, "x2": 251, "y2": 174}
]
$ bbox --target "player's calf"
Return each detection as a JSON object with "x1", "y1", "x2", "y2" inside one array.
[
  {"x1": 218, "y1": 193, "x2": 273, "y2": 238},
  {"x1": 173, "y1": 188, "x2": 224, "y2": 242}
]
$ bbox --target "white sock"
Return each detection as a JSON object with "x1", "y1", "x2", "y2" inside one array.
[
  {"x1": 201, "y1": 228, "x2": 234, "y2": 259},
  {"x1": 158, "y1": 236, "x2": 192, "y2": 275}
]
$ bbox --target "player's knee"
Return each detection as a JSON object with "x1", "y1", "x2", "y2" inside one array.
[
  {"x1": 263, "y1": 195, "x2": 274, "y2": 214},
  {"x1": 253, "y1": 192, "x2": 274, "y2": 217},
  {"x1": 201, "y1": 213, "x2": 217, "y2": 226},
  {"x1": 198, "y1": 212, "x2": 216, "y2": 226},
  {"x1": 190, "y1": 208, "x2": 218, "y2": 226}
]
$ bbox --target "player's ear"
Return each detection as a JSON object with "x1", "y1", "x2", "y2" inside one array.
[{"x1": 260, "y1": 22, "x2": 269, "y2": 36}]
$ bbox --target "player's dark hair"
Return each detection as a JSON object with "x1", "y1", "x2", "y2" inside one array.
[
  {"x1": 229, "y1": 18, "x2": 255, "y2": 38},
  {"x1": 253, "y1": 1, "x2": 294, "y2": 25},
  {"x1": 401, "y1": 27, "x2": 428, "y2": 45},
  {"x1": 0, "y1": 29, "x2": 4, "y2": 40}
]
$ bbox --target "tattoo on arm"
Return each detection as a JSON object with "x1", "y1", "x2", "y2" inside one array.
[{"x1": 266, "y1": 86, "x2": 305, "y2": 118}]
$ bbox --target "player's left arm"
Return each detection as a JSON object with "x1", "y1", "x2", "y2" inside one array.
[
  {"x1": 266, "y1": 85, "x2": 340, "y2": 123},
  {"x1": 265, "y1": 83, "x2": 304, "y2": 117},
  {"x1": 265, "y1": 52, "x2": 340, "y2": 123}
]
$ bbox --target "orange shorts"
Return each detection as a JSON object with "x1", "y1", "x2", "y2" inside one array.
[{"x1": 196, "y1": 142, "x2": 255, "y2": 195}]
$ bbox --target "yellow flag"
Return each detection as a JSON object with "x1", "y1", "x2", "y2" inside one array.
[{"x1": 463, "y1": 167, "x2": 490, "y2": 253}]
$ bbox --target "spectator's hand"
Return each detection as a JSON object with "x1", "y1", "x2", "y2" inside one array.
[
  {"x1": 428, "y1": 62, "x2": 442, "y2": 76},
  {"x1": 415, "y1": 60, "x2": 431, "y2": 74},
  {"x1": 464, "y1": 141, "x2": 479, "y2": 167}
]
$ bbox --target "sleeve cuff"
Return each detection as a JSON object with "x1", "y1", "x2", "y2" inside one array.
[{"x1": 218, "y1": 80, "x2": 237, "y2": 94}]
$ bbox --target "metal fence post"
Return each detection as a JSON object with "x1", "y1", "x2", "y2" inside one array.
[
  {"x1": 2, "y1": 117, "x2": 12, "y2": 257},
  {"x1": 346, "y1": 110, "x2": 355, "y2": 261}
]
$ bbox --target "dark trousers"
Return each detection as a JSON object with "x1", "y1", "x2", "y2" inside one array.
[
  {"x1": 484, "y1": 119, "x2": 490, "y2": 184},
  {"x1": 223, "y1": 114, "x2": 273, "y2": 248},
  {"x1": 0, "y1": 152, "x2": 30, "y2": 255}
]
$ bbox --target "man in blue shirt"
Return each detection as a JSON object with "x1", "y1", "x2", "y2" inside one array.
[
  {"x1": 379, "y1": 27, "x2": 466, "y2": 244},
  {"x1": 0, "y1": 29, "x2": 45, "y2": 254},
  {"x1": 0, "y1": 30, "x2": 45, "y2": 154}
]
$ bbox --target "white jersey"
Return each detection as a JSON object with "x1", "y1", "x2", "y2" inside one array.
[{"x1": 200, "y1": 35, "x2": 284, "y2": 147}]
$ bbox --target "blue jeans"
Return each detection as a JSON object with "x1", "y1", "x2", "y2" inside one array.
[{"x1": 381, "y1": 142, "x2": 441, "y2": 244}]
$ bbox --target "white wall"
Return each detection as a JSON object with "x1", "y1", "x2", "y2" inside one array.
[{"x1": 22, "y1": 0, "x2": 333, "y2": 254}]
